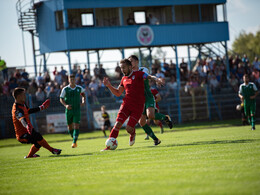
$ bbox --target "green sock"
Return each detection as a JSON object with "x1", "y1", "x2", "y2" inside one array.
[
  {"x1": 154, "y1": 113, "x2": 166, "y2": 121},
  {"x1": 68, "y1": 129, "x2": 73, "y2": 138},
  {"x1": 73, "y1": 129, "x2": 79, "y2": 143},
  {"x1": 251, "y1": 116, "x2": 255, "y2": 127},
  {"x1": 142, "y1": 124, "x2": 157, "y2": 140}
]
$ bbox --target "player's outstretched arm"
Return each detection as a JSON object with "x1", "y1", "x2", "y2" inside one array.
[
  {"x1": 60, "y1": 98, "x2": 72, "y2": 110},
  {"x1": 103, "y1": 77, "x2": 124, "y2": 97},
  {"x1": 28, "y1": 99, "x2": 50, "y2": 114},
  {"x1": 147, "y1": 75, "x2": 164, "y2": 87}
]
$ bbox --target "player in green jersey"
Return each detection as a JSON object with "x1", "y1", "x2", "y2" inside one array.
[
  {"x1": 128, "y1": 55, "x2": 173, "y2": 145},
  {"x1": 60, "y1": 75, "x2": 86, "y2": 147},
  {"x1": 238, "y1": 74, "x2": 259, "y2": 130}
]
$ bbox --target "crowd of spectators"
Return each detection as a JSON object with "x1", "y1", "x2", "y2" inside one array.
[
  {"x1": 0, "y1": 54, "x2": 259, "y2": 104},
  {"x1": 0, "y1": 63, "x2": 109, "y2": 105}
]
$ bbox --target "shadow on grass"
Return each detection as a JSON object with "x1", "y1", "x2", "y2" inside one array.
[{"x1": 155, "y1": 139, "x2": 260, "y2": 148}]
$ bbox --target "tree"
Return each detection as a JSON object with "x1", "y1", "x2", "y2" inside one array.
[{"x1": 232, "y1": 30, "x2": 260, "y2": 62}]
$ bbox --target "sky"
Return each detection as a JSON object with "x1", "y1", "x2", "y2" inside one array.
[{"x1": 0, "y1": 0, "x2": 259, "y2": 75}]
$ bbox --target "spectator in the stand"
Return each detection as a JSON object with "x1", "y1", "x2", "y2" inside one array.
[
  {"x1": 230, "y1": 64, "x2": 237, "y2": 76},
  {"x1": 83, "y1": 64, "x2": 88, "y2": 74},
  {"x1": 234, "y1": 55, "x2": 241, "y2": 66},
  {"x1": 165, "y1": 76, "x2": 178, "y2": 98},
  {"x1": 83, "y1": 69, "x2": 91, "y2": 85},
  {"x1": 93, "y1": 64, "x2": 99, "y2": 78},
  {"x1": 0, "y1": 57, "x2": 8, "y2": 80},
  {"x1": 99, "y1": 64, "x2": 107, "y2": 80},
  {"x1": 2, "y1": 81, "x2": 9, "y2": 96},
  {"x1": 9, "y1": 78, "x2": 18, "y2": 94},
  {"x1": 214, "y1": 66, "x2": 222, "y2": 82},
  {"x1": 89, "y1": 78, "x2": 99, "y2": 104},
  {"x1": 60, "y1": 66, "x2": 67, "y2": 82},
  {"x1": 169, "y1": 60, "x2": 176, "y2": 77},
  {"x1": 44, "y1": 71, "x2": 51, "y2": 83},
  {"x1": 252, "y1": 57, "x2": 260, "y2": 71},
  {"x1": 220, "y1": 70, "x2": 228, "y2": 87},
  {"x1": 180, "y1": 58, "x2": 189, "y2": 81},
  {"x1": 229, "y1": 73, "x2": 239, "y2": 92},
  {"x1": 14, "y1": 69, "x2": 22, "y2": 82},
  {"x1": 27, "y1": 80, "x2": 38, "y2": 95},
  {"x1": 252, "y1": 68, "x2": 259, "y2": 84},
  {"x1": 35, "y1": 72, "x2": 44, "y2": 87},
  {"x1": 203, "y1": 62, "x2": 210, "y2": 76},
  {"x1": 115, "y1": 62, "x2": 122, "y2": 79},
  {"x1": 75, "y1": 69, "x2": 83, "y2": 85},
  {"x1": 148, "y1": 13, "x2": 159, "y2": 25},
  {"x1": 35, "y1": 87, "x2": 45, "y2": 102},
  {"x1": 53, "y1": 67, "x2": 58, "y2": 76},
  {"x1": 242, "y1": 54, "x2": 249, "y2": 66},
  {"x1": 47, "y1": 86, "x2": 57, "y2": 99},
  {"x1": 209, "y1": 75, "x2": 220, "y2": 94},
  {"x1": 54, "y1": 72, "x2": 63, "y2": 85},
  {"x1": 72, "y1": 64, "x2": 78, "y2": 75},
  {"x1": 236, "y1": 62, "x2": 245, "y2": 83},
  {"x1": 127, "y1": 13, "x2": 136, "y2": 25},
  {"x1": 208, "y1": 57, "x2": 215, "y2": 71},
  {"x1": 21, "y1": 69, "x2": 30, "y2": 82},
  {"x1": 155, "y1": 69, "x2": 165, "y2": 79},
  {"x1": 161, "y1": 59, "x2": 169, "y2": 75}
]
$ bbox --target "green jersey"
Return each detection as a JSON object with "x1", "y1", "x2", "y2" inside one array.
[
  {"x1": 60, "y1": 85, "x2": 85, "y2": 113},
  {"x1": 239, "y1": 82, "x2": 258, "y2": 103},
  {"x1": 139, "y1": 67, "x2": 154, "y2": 99}
]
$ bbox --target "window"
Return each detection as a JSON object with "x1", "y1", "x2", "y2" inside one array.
[
  {"x1": 175, "y1": 5, "x2": 199, "y2": 23},
  {"x1": 81, "y1": 13, "x2": 94, "y2": 26},
  {"x1": 201, "y1": 4, "x2": 216, "y2": 22},
  {"x1": 134, "y1": 11, "x2": 146, "y2": 24},
  {"x1": 95, "y1": 8, "x2": 120, "y2": 27},
  {"x1": 55, "y1": 11, "x2": 64, "y2": 30}
]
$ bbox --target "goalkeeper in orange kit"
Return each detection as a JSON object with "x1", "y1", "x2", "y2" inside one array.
[{"x1": 11, "y1": 87, "x2": 62, "y2": 158}]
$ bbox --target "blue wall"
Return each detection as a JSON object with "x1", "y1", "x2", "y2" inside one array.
[{"x1": 37, "y1": 0, "x2": 229, "y2": 54}]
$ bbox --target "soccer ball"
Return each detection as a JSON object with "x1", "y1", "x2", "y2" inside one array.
[
  {"x1": 105, "y1": 138, "x2": 118, "y2": 150},
  {"x1": 236, "y1": 104, "x2": 241, "y2": 111}
]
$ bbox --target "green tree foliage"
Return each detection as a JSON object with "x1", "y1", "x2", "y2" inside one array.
[{"x1": 232, "y1": 30, "x2": 260, "y2": 62}]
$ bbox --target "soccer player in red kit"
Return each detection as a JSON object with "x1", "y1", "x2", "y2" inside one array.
[{"x1": 102, "y1": 59, "x2": 162, "y2": 150}]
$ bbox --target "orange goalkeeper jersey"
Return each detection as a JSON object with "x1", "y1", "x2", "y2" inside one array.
[{"x1": 12, "y1": 103, "x2": 40, "y2": 139}]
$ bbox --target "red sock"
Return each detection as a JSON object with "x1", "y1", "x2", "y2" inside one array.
[
  {"x1": 158, "y1": 121, "x2": 163, "y2": 128},
  {"x1": 109, "y1": 127, "x2": 120, "y2": 138},
  {"x1": 131, "y1": 128, "x2": 136, "y2": 136},
  {"x1": 38, "y1": 138, "x2": 53, "y2": 152},
  {"x1": 27, "y1": 145, "x2": 39, "y2": 157}
]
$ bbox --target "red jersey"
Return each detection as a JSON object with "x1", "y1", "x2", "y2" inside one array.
[
  {"x1": 151, "y1": 88, "x2": 159, "y2": 110},
  {"x1": 120, "y1": 71, "x2": 146, "y2": 106}
]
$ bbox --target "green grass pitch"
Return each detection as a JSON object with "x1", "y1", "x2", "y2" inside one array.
[{"x1": 0, "y1": 121, "x2": 260, "y2": 195}]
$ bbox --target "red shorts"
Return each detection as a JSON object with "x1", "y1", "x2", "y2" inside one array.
[{"x1": 116, "y1": 103, "x2": 144, "y2": 128}]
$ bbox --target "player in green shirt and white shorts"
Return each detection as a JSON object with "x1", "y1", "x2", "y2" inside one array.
[
  {"x1": 238, "y1": 74, "x2": 259, "y2": 130},
  {"x1": 60, "y1": 75, "x2": 86, "y2": 148}
]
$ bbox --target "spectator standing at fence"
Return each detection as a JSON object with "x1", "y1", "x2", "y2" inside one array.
[
  {"x1": 11, "y1": 87, "x2": 61, "y2": 158},
  {"x1": 0, "y1": 57, "x2": 8, "y2": 80},
  {"x1": 44, "y1": 71, "x2": 51, "y2": 83},
  {"x1": 53, "y1": 67, "x2": 58, "y2": 76},
  {"x1": 36, "y1": 72, "x2": 44, "y2": 87},
  {"x1": 27, "y1": 80, "x2": 38, "y2": 95},
  {"x1": 89, "y1": 78, "x2": 99, "y2": 104},
  {"x1": 209, "y1": 75, "x2": 220, "y2": 94},
  {"x1": 115, "y1": 62, "x2": 122, "y2": 79},
  {"x1": 180, "y1": 58, "x2": 189, "y2": 81},
  {"x1": 252, "y1": 57, "x2": 260, "y2": 71},
  {"x1": 54, "y1": 72, "x2": 63, "y2": 85},
  {"x1": 99, "y1": 64, "x2": 107, "y2": 80},
  {"x1": 165, "y1": 76, "x2": 178, "y2": 98},
  {"x1": 93, "y1": 64, "x2": 99, "y2": 78},
  {"x1": 229, "y1": 74, "x2": 239, "y2": 92},
  {"x1": 21, "y1": 69, "x2": 30, "y2": 82},
  {"x1": 238, "y1": 74, "x2": 259, "y2": 130},
  {"x1": 60, "y1": 74, "x2": 86, "y2": 148},
  {"x1": 36, "y1": 87, "x2": 45, "y2": 102}
]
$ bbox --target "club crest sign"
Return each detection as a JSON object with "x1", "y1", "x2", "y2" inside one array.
[{"x1": 137, "y1": 25, "x2": 154, "y2": 46}]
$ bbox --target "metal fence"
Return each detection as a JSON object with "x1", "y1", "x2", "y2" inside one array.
[{"x1": 1, "y1": 88, "x2": 259, "y2": 139}]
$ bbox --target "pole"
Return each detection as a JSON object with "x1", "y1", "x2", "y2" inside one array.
[{"x1": 30, "y1": 30, "x2": 37, "y2": 76}]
